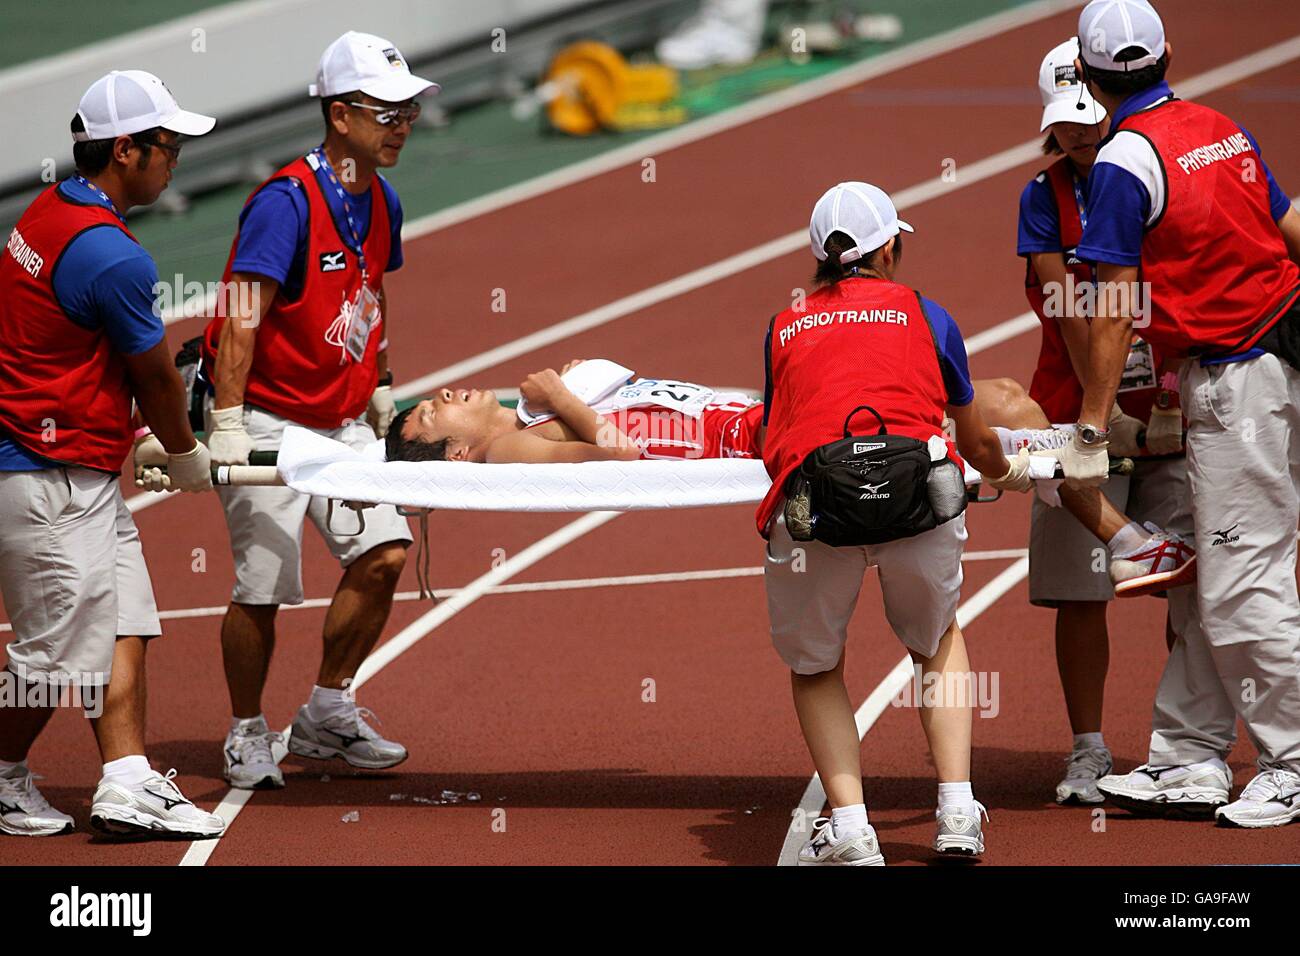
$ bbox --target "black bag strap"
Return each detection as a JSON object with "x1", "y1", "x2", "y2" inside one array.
[{"x1": 842, "y1": 404, "x2": 887, "y2": 437}]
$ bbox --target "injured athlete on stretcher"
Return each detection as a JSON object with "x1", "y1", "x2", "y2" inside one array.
[{"x1": 384, "y1": 359, "x2": 1194, "y2": 597}]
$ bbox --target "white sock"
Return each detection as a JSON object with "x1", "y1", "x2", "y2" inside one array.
[
  {"x1": 830, "y1": 803, "x2": 869, "y2": 838},
  {"x1": 0, "y1": 759, "x2": 26, "y2": 778},
  {"x1": 101, "y1": 754, "x2": 153, "y2": 787},
  {"x1": 230, "y1": 714, "x2": 269, "y2": 737},
  {"x1": 306, "y1": 685, "x2": 352, "y2": 722},
  {"x1": 938, "y1": 781, "x2": 974, "y2": 808},
  {"x1": 1108, "y1": 521, "x2": 1149, "y2": 558},
  {"x1": 1074, "y1": 732, "x2": 1106, "y2": 751}
]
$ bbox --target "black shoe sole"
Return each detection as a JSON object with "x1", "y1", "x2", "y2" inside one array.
[{"x1": 1104, "y1": 792, "x2": 1224, "y2": 820}]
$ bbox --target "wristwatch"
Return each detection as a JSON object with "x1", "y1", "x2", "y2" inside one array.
[
  {"x1": 377, "y1": 370, "x2": 394, "y2": 387},
  {"x1": 1154, "y1": 388, "x2": 1179, "y2": 410},
  {"x1": 1076, "y1": 422, "x2": 1110, "y2": 446}
]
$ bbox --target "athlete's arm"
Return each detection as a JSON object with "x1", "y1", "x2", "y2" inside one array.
[
  {"x1": 484, "y1": 429, "x2": 640, "y2": 463},
  {"x1": 1029, "y1": 252, "x2": 1092, "y2": 385},
  {"x1": 213, "y1": 273, "x2": 279, "y2": 409},
  {"x1": 1079, "y1": 263, "x2": 1139, "y2": 428},
  {"x1": 519, "y1": 369, "x2": 639, "y2": 459},
  {"x1": 1278, "y1": 205, "x2": 1300, "y2": 269}
]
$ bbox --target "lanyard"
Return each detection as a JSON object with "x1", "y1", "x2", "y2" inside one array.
[
  {"x1": 71, "y1": 174, "x2": 124, "y2": 222},
  {"x1": 309, "y1": 146, "x2": 367, "y2": 282},
  {"x1": 1071, "y1": 170, "x2": 1088, "y2": 231}
]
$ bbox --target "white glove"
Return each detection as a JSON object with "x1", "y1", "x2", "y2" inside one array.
[
  {"x1": 1059, "y1": 431, "x2": 1110, "y2": 487},
  {"x1": 367, "y1": 385, "x2": 397, "y2": 438},
  {"x1": 132, "y1": 433, "x2": 169, "y2": 492},
  {"x1": 166, "y1": 442, "x2": 213, "y2": 493},
  {"x1": 1107, "y1": 402, "x2": 1146, "y2": 458},
  {"x1": 1145, "y1": 405, "x2": 1184, "y2": 455},
  {"x1": 207, "y1": 405, "x2": 254, "y2": 465},
  {"x1": 986, "y1": 448, "x2": 1033, "y2": 493}
]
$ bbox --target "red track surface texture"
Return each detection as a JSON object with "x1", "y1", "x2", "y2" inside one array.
[{"x1": 4, "y1": 2, "x2": 1300, "y2": 866}]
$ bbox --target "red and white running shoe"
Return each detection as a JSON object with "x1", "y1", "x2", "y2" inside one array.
[{"x1": 1110, "y1": 522, "x2": 1197, "y2": 598}]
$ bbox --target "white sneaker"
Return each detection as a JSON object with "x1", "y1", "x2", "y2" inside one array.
[
  {"x1": 1215, "y1": 768, "x2": 1300, "y2": 828},
  {"x1": 656, "y1": 9, "x2": 761, "y2": 70},
  {"x1": 1110, "y1": 521, "x2": 1197, "y2": 598},
  {"x1": 1097, "y1": 760, "x2": 1230, "y2": 819},
  {"x1": 0, "y1": 766, "x2": 74, "y2": 836},
  {"x1": 223, "y1": 723, "x2": 285, "y2": 790},
  {"x1": 934, "y1": 802, "x2": 988, "y2": 856},
  {"x1": 90, "y1": 769, "x2": 226, "y2": 839},
  {"x1": 798, "y1": 817, "x2": 885, "y2": 866},
  {"x1": 288, "y1": 702, "x2": 407, "y2": 770},
  {"x1": 1056, "y1": 746, "x2": 1113, "y2": 804}
]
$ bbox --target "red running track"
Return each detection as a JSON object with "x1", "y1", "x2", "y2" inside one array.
[{"x1": 3, "y1": 0, "x2": 1300, "y2": 865}]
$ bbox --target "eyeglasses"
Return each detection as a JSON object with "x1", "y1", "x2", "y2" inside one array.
[
  {"x1": 345, "y1": 101, "x2": 422, "y2": 127},
  {"x1": 137, "y1": 135, "x2": 182, "y2": 160}
]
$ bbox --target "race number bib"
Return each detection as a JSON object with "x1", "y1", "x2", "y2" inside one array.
[
  {"x1": 343, "y1": 285, "x2": 381, "y2": 363},
  {"x1": 598, "y1": 379, "x2": 715, "y2": 418},
  {"x1": 1118, "y1": 338, "x2": 1156, "y2": 393}
]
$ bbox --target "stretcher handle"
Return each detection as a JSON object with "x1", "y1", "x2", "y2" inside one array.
[{"x1": 969, "y1": 456, "x2": 1134, "y2": 504}]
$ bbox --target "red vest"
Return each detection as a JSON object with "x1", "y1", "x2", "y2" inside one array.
[
  {"x1": 1119, "y1": 99, "x2": 1300, "y2": 356},
  {"x1": 757, "y1": 278, "x2": 952, "y2": 535},
  {"x1": 202, "y1": 156, "x2": 392, "y2": 428},
  {"x1": 1025, "y1": 159, "x2": 1161, "y2": 422},
  {"x1": 0, "y1": 185, "x2": 136, "y2": 472}
]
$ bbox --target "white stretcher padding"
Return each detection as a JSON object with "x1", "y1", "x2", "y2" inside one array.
[
  {"x1": 274, "y1": 426, "x2": 1060, "y2": 512},
  {"x1": 277, "y1": 425, "x2": 773, "y2": 511}
]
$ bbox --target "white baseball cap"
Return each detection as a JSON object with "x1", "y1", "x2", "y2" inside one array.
[
  {"x1": 1039, "y1": 39, "x2": 1106, "y2": 130},
  {"x1": 308, "y1": 31, "x2": 440, "y2": 101},
  {"x1": 809, "y1": 182, "x2": 913, "y2": 263},
  {"x1": 1078, "y1": 0, "x2": 1166, "y2": 71},
  {"x1": 72, "y1": 70, "x2": 216, "y2": 142}
]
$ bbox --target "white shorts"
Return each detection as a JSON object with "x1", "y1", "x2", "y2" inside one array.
[
  {"x1": 0, "y1": 468, "x2": 160, "y2": 686},
  {"x1": 211, "y1": 403, "x2": 413, "y2": 605},
  {"x1": 764, "y1": 510, "x2": 967, "y2": 675},
  {"x1": 1028, "y1": 457, "x2": 1191, "y2": 606}
]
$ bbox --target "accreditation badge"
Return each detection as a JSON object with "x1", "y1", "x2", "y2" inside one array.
[
  {"x1": 1118, "y1": 337, "x2": 1157, "y2": 393},
  {"x1": 344, "y1": 285, "x2": 381, "y2": 363}
]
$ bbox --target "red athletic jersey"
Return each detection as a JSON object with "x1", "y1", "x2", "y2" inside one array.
[
  {"x1": 757, "y1": 279, "x2": 953, "y2": 536},
  {"x1": 1025, "y1": 159, "x2": 1162, "y2": 422},
  {"x1": 526, "y1": 399, "x2": 765, "y2": 460},
  {"x1": 0, "y1": 185, "x2": 136, "y2": 471},
  {"x1": 202, "y1": 156, "x2": 392, "y2": 429},
  {"x1": 1119, "y1": 99, "x2": 1300, "y2": 356}
]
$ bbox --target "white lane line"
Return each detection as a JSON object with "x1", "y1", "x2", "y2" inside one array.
[
  {"x1": 775, "y1": 556, "x2": 1030, "y2": 867},
  {"x1": 131, "y1": 33, "x2": 1300, "y2": 515},
  {"x1": 177, "y1": 511, "x2": 619, "y2": 866},
  {"x1": 3, "y1": 548, "x2": 1029, "y2": 633}
]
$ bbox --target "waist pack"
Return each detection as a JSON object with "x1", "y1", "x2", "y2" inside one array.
[
  {"x1": 784, "y1": 404, "x2": 966, "y2": 548},
  {"x1": 1249, "y1": 294, "x2": 1300, "y2": 371}
]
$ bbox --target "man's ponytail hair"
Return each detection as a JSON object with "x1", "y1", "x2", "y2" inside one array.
[{"x1": 813, "y1": 230, "x2": 902, "y2": 286}]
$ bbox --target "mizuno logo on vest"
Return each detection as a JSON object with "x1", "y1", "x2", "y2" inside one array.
[{"x1": 319, "y1": 250, "x2": 346, "y2": 272}]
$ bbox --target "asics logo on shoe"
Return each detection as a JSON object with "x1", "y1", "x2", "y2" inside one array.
[
  {"x1": 225, "y1": 748, "x2": 243, "y2": 767},
  {"x1": 0, "y1": 800, "x2": 21, "y2": 815},
  {"x1": 1210, "y1": 524, "x2": 1240, "y2": 546}
]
